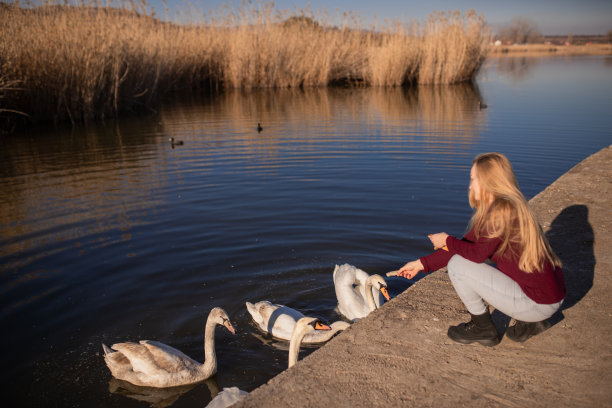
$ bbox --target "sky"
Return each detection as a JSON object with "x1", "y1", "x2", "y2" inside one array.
[{"x1": 144, "y1": 0, "x2": 612, "y2": 35}]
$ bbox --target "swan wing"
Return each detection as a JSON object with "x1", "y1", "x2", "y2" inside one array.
[
  {"x1": 352, "y1": 267, "x2": 385, "y2": 306},
  {"x1": 333, "y1": 263, "x2": 357, "y2": 286},
  {"x1": 140, "y1": 340, "x2": 199, "y2": 373},
  {"x1": 246, "y1": 301, "x2": 283, "y2": 331},
  {"x1": 246, "y1": 301, "x2": 305, "y2": 341},
  {"x1": 108, "y1": 342, "x2": 167, "y2": 380},
  {"x1": 110, "y1": 341, "x2": 192, "y2": 378},
  {"x1": 103, "y1": 343, "x2": 133, "y2": 375},
  {"x1": 333, "y1": 264, "x2": 371, "y2": 321}
]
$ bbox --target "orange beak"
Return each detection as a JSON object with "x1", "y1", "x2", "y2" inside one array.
[
  {"x1": 315, "y1": 322, "x2": 331, "y2": 331},
  {"x1": 380, "y1": 286, "x2": 391, "y2": 301}
]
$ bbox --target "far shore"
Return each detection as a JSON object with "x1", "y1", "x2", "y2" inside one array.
[{"x1": 488, "y1": 42, "x2": 612, "y2": 57}]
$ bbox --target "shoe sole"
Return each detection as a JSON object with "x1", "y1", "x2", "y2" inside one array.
[{"x1": 447, "y1": 331, "x2": 500, "y2": 347}]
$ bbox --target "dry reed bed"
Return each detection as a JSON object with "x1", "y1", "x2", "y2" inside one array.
[{"x1": 0, "y1": 1, "x2": 490, "y2": 129}]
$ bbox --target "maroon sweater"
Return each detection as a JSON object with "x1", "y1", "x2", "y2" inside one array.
[{"x1": 419, "y1": 228, "x2": 566, "y2": 305}]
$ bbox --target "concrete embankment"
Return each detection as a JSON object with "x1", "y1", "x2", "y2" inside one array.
[{"x1": 234, "y1": 145, "x2": 612, "y2": 408}]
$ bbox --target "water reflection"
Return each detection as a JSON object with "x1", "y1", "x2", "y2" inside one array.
[
  {"x1": 160, "y1": 84, "x2": 485, "y2": 144},
  {"x1": 0, "y1": 119, "x2": 167, "y2": 318},
  {"x1": 0, "y1": 83, "x2": 486, "y2": 323},
  {"x1": 493, "y1": 57, "x2": 541, "y2": 81},
  {"x1": 108, "y1": 377, "x2": 218, "y2": 407}
]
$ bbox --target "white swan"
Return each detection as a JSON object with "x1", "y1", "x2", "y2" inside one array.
[
  {"x1": 102, "y1": 307, "x2": 235, "y2": 388},
  {"x1": 333, "y1": 263, "x2": 390, "y2": 321},
  {"x1": 205, "y1": 386, "x2": 249, "y2": 408},
  {"x1": 288, "y1": 316, "x2": 330, "y2": 367},
  {"x1": 246, "y1": 301, "x2": 350, "y2": 344}
]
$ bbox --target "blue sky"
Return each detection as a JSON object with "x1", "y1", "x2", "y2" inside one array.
[{"x1": 146, "y1": 0, "x2": 612, "y2": 35}]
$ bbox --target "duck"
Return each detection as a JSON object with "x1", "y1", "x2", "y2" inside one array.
[
  {"x1": 478, "y1": 101, "x2": 488, "y2": 109},
  {"x1": 169, "y1": 137, "x2": 184, "y2": 147},
  {"x1": 333, "y1": 264, "x2": 390, "y2": 322},
  {"x1": 102, "y1": 307, "x2": 235, "y2": 388},
  {"x1": 246, "y1": 300, "x2": 350, "y2": 344},
  {"x1": 257, "y1": 123, "x2": 263, "y2": 132}
]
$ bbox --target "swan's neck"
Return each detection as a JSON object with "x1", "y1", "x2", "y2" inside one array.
[
  {"x1": 200, "y1": 318, "x2": 218, "y2": 377},
  {"x1": 365, "y1": 279, "x2": 377, "y2": 311},
  {"x1": 326, "y1": 321, "x2": 350, "y2": 340},
  {"x1": 288, "y1": 326, "x2": 309, "y2": 368}
]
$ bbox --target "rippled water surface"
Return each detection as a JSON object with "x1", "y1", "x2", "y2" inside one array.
[{"x1": 1, "y1": 55, "x2": 611, "y2": 407}]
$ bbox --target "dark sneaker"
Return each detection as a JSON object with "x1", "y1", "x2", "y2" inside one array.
[{"x1": 505, "y1": 320, "x2": 551, "y2": 342}]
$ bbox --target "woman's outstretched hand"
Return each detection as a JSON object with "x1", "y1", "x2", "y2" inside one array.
[
  {"x1": 397, "y1": 259, "x2": 424, "y2": 279},
  {"x1": 428, "y1": 232, "x2": 449, "y2": 250}
]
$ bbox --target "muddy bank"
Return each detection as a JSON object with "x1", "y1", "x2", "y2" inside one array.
[{"x1": 233, "y1": 144, "x2": 612, "y2": 407}]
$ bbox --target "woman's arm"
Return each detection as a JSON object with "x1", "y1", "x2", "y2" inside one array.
[{"x1": 446, "y1": 231, "x2": 500, "y2": 263}]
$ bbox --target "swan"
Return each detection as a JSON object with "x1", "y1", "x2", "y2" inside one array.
[
  {"x1": 102, "y1": 307, "x2": 235, "y2": 388},
  {"x1": 333, "y1": 264, "x2": 390, "y2": 321},
  {"x1": 205, "y1": 386, "x2": 249, "y2": 408},
  {"x1": 246, "y1": 301, "x2": 350, "y2": 344},
  {"x1": 288, "y1": 316, "x2": 330, "y2": 367}
]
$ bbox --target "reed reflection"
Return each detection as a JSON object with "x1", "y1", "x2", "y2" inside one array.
[
  {"x1": 160, "y1": 84, "x2": 486, "y2": 147},
  {"x1": 366, "y1": 84, "x2": 486, "y2": 139}
]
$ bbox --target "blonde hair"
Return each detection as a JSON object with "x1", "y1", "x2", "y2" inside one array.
[{"x1": 468, "y1": 152, "x2": 561, "y2": 273}]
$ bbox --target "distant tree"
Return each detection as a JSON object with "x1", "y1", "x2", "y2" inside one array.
[
  {"x1": 498, "y1": 17, "x2": 542, "y2": 44},
  {"x1": 280, "y1": 16, "x2": 321, "y2": 30},
  {"x1": 607, "y1": 29, "x2": 612, "y2": 44}
]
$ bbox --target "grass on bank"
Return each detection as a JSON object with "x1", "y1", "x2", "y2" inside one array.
[{"x1": 0, "y1": 1, "x2": 490, "y2": 130}]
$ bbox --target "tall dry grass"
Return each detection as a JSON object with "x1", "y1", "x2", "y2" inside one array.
[{"x1": 0, "y1": 1, "x2": 490, "y2": 130}]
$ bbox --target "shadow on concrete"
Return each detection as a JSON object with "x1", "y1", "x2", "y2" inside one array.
[
  {"x1": 547, "y1": 204, "x2": 595, "y2": 324},
  {"x1": 493, "y1": 204, "x2": 595, "y2": 331}
]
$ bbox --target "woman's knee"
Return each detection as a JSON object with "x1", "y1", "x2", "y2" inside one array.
[
  {"x1": 447, "y1": 255, "x2": 469, "y2": 282},
  {"x1": 448, "y1": 254, "x2": 467, "y2": 276}
]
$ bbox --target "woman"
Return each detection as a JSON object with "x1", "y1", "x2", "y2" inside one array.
[{"x1": 397, "y1": 152, "x2": 566, "y2": 346}]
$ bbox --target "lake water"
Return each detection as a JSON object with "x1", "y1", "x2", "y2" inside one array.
[{"x1": 1, "y1": 55, "x2": 611, "y2": 407}]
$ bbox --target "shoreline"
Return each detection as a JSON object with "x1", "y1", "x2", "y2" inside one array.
[
  {"x1": 488, "y1": 43, "x2": 612, "y2": 57},
  {"x1": 233, "y1": 144, "x2": 612, "y2": 407}
]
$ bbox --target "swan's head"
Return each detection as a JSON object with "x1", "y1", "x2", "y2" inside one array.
[
  {"x1": 369, "y1": 274, "x2": 391, "y2": 301},
  {"x1": 295, "y1": 317, "x2": 331, "y2": 334},
  {"x1": 209, "y1": 307, "x2": 236, "y2": 335}
]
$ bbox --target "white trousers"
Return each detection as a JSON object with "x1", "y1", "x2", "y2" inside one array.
[{"x1": 447, "y1": 255, "x2": 562, "y2": 322}]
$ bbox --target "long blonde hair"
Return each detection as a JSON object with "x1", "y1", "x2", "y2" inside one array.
[{"x1": 468, "y1": 152, "x2": 561, "y2": 273}]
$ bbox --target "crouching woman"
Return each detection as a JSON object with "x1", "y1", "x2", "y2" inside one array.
[{"x1": 397, "y1": 152, "x2": 566, "y2": 346}]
